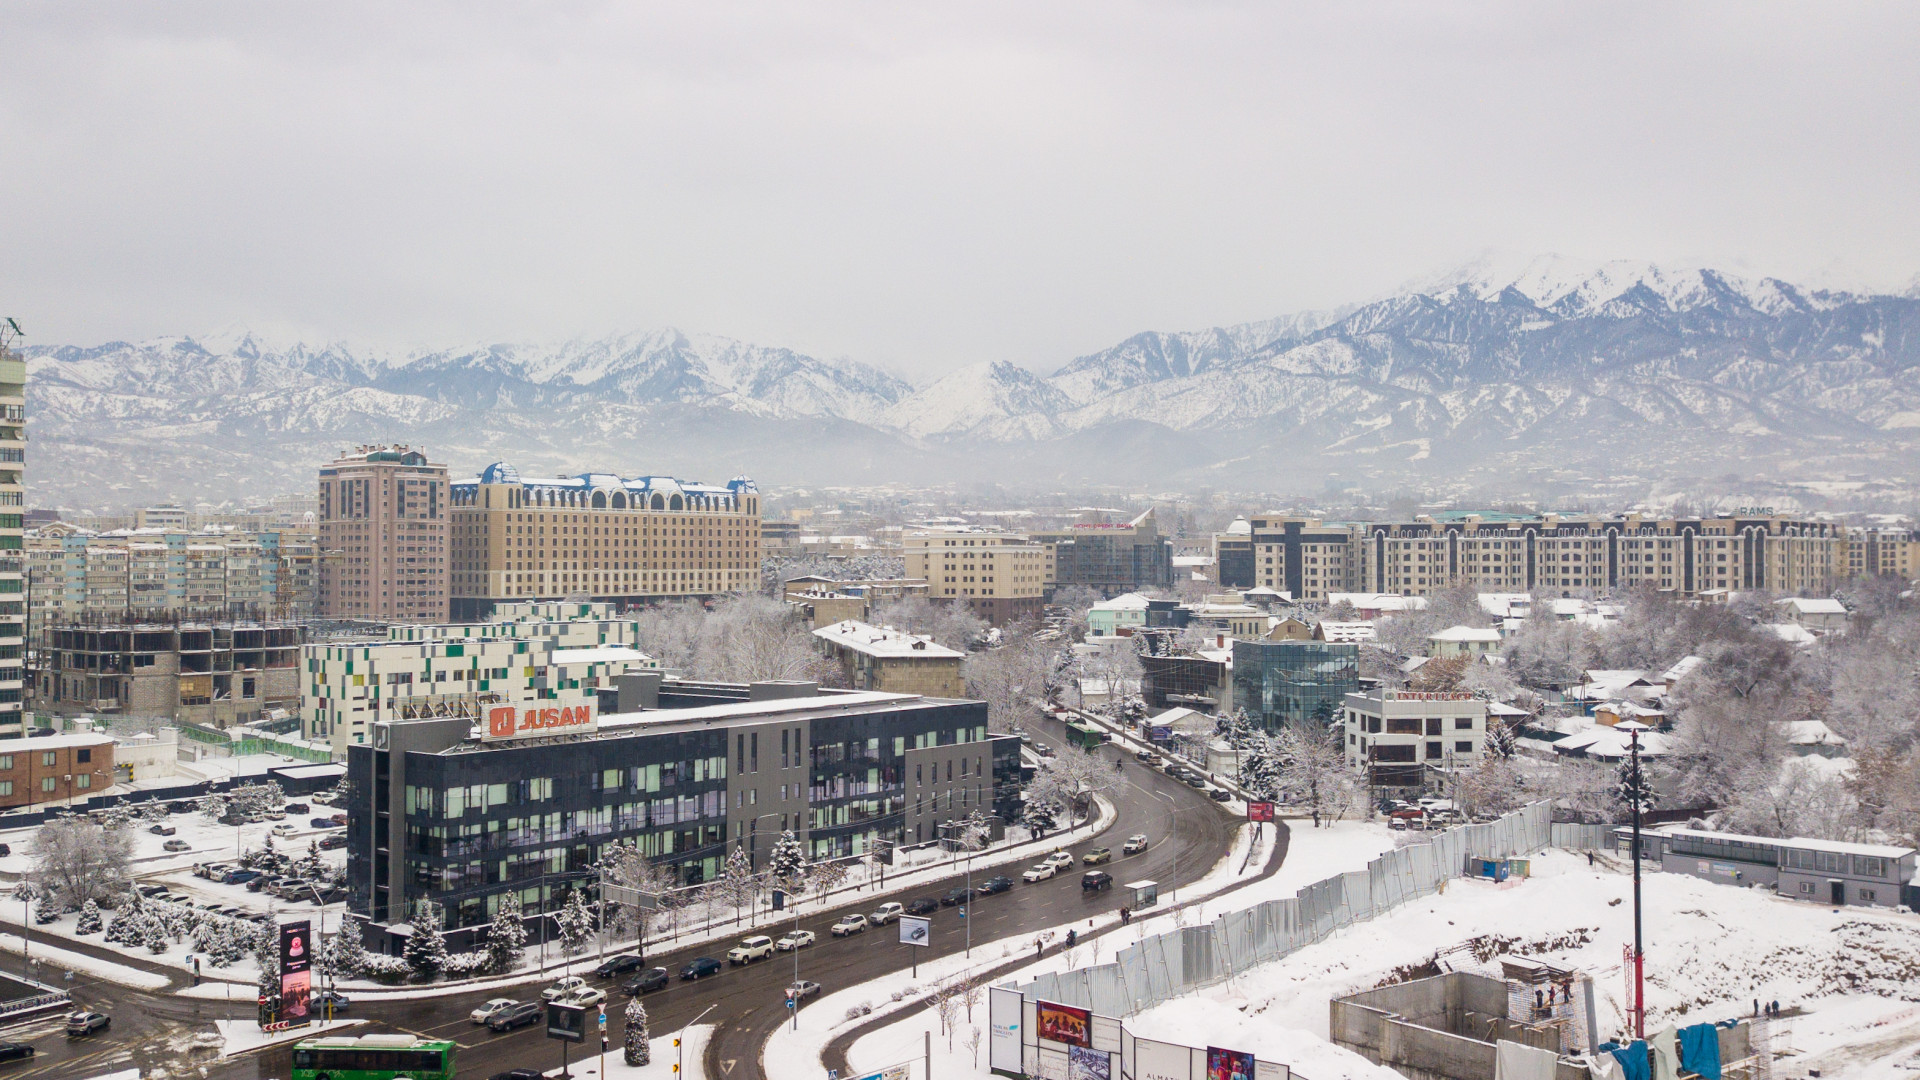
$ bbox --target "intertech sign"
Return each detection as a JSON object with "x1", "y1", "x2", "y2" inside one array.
[{"x1": 484, "y1": 702, "x2": 597, "y2": 742}]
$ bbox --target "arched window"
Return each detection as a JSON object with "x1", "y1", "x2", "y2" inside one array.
[
  {"x1": 611, "y1": 492, "x2": 627, "y2": 510},
  {"x1": 651, "y1": 493, "x2": 666, "y2": 511},
  {"x1": 592, "y1": 491, "x2": 607, "y2": 509},
  {"x1": 669, "y1": 495, "x2": 684, "y2": 512}
]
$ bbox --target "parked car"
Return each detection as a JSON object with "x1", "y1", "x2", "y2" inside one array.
[
  {"x1": 222, "y1": 869, "x2": 262, "y2": 886},
  {"x1": 471, "y1": 998, "x2": 521, "y2": 1024},
  {"x1": 271, "y1": 824, "x2": 298, "y2": 839},
  {"x1": 265, "y1": 810, "x2": 287, "y2": 821},
  {"x1": 1081, "y1": 847, "x2": 1113, "y2": 865},
  {"x1": 157, "y1": 894, "x2": 191, "y2": 906},
  {"x1": 727, "y1": 936, "x2": 775, "y2": 965},
  {"x1": 65, "y1": 1012, "x2": 109, "y2": 1037},
  {"x1": 192, "y1": 863, "x2": 227, "y2": 879},
  {"x1": 163, "y1": 839, "x2": 191, "y2": 852},
  {"x1": 594, "y1": 953, "x2": 646, "y2": 978},
  {"x1": 559, "y1": 986, "x2": 606, "y2": 1008},
  {"x1": 312, "y1": 990, "x2": 350, "y2": 1014},
  {"x1": 136, "y1": 884, "x2": 171, "y2": 898},
  {"x1": 904, "y1": 897, "x2": 939, "y2": 916},
  {"x1": 679, "y1": 957, "x2": 723, "y2": 980},
  {"x1": 273, "y1": 879, "x2": 311, "y2": 900},
  {"x1": 1210, "y1": 788, "x2": 1233, "y2": 802},
  {"x1": 830, "y1": 914, "x2": 868, "y2": 937},
  {"x1": 490, "y1": 1071, "x2": 546, "y2": 1080},
  {"x1": 166, "y1": 800, "x2": 197, "y2": 814},
  {"x1": 542, "y1": 976, "x2": 587, "y2": 1001},
  {"x1": 0, "y1": 845, "x2": 9, "y2": 858},
  {"x1": 0, "y1": 1042, "x2": 34, "y2": 1064},
  {"x1": 1183, "y1": 774, "x2": 1208, "y2": 789},
  {"x1": 1043, "y1": 851, "x2": 1075, "y2": 869},
  {"x1": 976, "y1": 875, "x2": 1013, "y2": 896},
  {"x1": 788, "y1": 979, "x2": 823, "y2": 1003},
  {"x1": 284, "y1": 802, "x2": 309, "y2": 814},
  {"x1": 868, "y1": 902, "x2": 904, "y2": 925},
  {"x1": 1022, "y1": 864, "x2": 1056, "y2": 883},
  {"x1": 487, "y1": 1002, "x2": 545, "y2": 1032},
  {"x1": 1123, "y1": 834, "x2": 1150, "y2": 854},
  {"x1": 319, "y1": 835, "x2": 348, "y2": 850},
  {"x1": 245, "y1": 875, "x2": 278, "y2": 893},
  {"x1": 148, "y1": 824, "x2": 177, "y2": 836},
  {"x1": 775, "y1": 930, "x2": 816, "y2": 951},
  {"x1": 1134, "y1": 750, "x2": 1158, "y2": 763},
  {"x1": 1081, "y1": 871, "x2": 1113, "y2": 892},
  {"x1": 623, "y1": 968, "x2": 670, "y2": 995},
  {"x1": 312, "y1": 817, "x2": 345, "y2": 829}
]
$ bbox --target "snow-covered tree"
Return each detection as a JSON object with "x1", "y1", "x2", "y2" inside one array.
[
  {"x1": 30, "y1": 818, "x2": 133, "y2": 908},
  {"x1": 1611, "y1": 746, "x2": 1659, "y2": 820},
  {"x1": 1031, "y1": 743, "x2": 1118, "y2": 823},
  {"x1": 32, "y1": 890, "x2": 61, "y2": 925},
  {"x1": 325, "y1": 920, "x2": 371, "y2": 978},
  {"x1": 198, "y1": 795, "x2": 229, "y2": 825},
  {"x1": 144, "y1": 918, "x2": 170, "y2": 955},
  {"x1": 871, "y1": 596, "x2": 987, "y2": 652},
  {"x1": 624, "y1": 998, "x2": 651, "y2": 1066},
  {"x1": 600, "y1": 839, "x2": 677, "y2": 946},
  {"x1": 296, "y1": 841, "x2": 326, "y2": 881},
  {"x1": 1236, "y1": 729, "x2": 1281, "y2": 800},
  {"x1": 74, "y1": 899, "x2": 102, "y2": 935},
  {"x1": 1274, "y1": 723, "x2": 1358, "y2": 827},
  {"x1": 138, "y1": 800, "x2": 170, "y2": 822},
  {"x1": 403, "y1": 900, "x2": 450, "y2": 980},
  {"x1": 766, "y1": 830, "x2": 808, "y2": 892},
  {"x1": 228, "y1": 781, "x2": 286, "y2": 819},
  {"x1": 486, "y1": 892, "x2": 528, "y2": 974},
  {"x1": 964, "y1": 631, "x2": 1053, "y2": 733},
  {"x1": 715, "y1": 847, "x2": 759, "y2": 927},
  {"x1": 554, "y1": 889, "x2": 597, "y2": 956},
  {"x1": 256, "y1": 926, "x2": 282, "y2": 1023}
]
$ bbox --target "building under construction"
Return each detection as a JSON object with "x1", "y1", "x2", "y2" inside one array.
[{"x1": 32, "y1": 618, "x2": 304, "y2": 728}]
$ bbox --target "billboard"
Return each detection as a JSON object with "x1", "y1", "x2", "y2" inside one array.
[
  {"x1": 1069, "y1": 1047, "x2": 1111, "y2": 1080},
  {"x1": 1035, "y1": 1001, "x2": 1092, "y2": 1048},
  {"x1": 989, "y1": 985, "x2": 1024, "y2": 1075},
  {"x1": 1207, "y1": 1047, "x2": 1254, "y2": 1080},
  {"x1": 899, "y1": 915, "x2": 931, "y2": 947},
  {"x1": 547, "y1": 1001, "x2": 588, "y2": 1042},
  {"x1": 278, "y1": 921, "x2": 313, "y2": 1027},
  {"x1": 485, "y1": 702, "x2": 597, "y2": 743},
  {"x1": 1246, "y1": 802, "x2": 1274, "y2": 823}
]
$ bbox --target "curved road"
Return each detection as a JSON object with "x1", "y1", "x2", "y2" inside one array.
[{"x1": 9, "y1": 716, "x2": 1248, "y2": 1080}]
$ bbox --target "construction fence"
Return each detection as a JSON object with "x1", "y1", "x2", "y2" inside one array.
[{"x1": 1015, "y1": 803, "x2": 1555, "y2": 1018}]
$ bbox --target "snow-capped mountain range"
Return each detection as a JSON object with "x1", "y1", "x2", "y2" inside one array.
[{"x1": 26, "y1": 255, "x2": 1920, "y2": 506}]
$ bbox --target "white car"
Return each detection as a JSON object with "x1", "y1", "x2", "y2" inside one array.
[
  {"x1": 728, "y1": 935, "x2": 775, "y2": 965},
  {"x1": 868, "y1": 902, "x2": 905, "y2": 925},
  {"x1": 1122, "y1": 834, "x2": 1150, "y2": 855},
  {"x1": 271, "y1": 823, "x2": 298, "y2": 838},
  {"x1": 1043, "y1": 851, "x2": 1075, "y2": 869},
  {"x1": 560, "y1": 986, "x2": 607, "y2": 1008},
  {"x1": 542, "y1": 976, "x2": 587, "y2": 1001},
  {"x1": 830, "y1": 914, "x2": 868, "y2": 937},
  {"x1": 470, "y1": 998, "x2": 519, "y2": 1025},
  {"x1": 1022, "y1": 864, "x2": 1056, "y2": 883}
]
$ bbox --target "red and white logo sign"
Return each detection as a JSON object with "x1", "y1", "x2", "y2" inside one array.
[{"x1": 485, "y1": 703, "x2": 597, "y2": 742}]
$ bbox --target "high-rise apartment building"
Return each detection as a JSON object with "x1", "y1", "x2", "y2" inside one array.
[
  {"x1": 445, "y1": 462, "x2": 761, "y2": 620},
  {"x1": 901, "y1": 530, "x2": 1049, "y2": 624},
  {"x1": 317, "y1": 446, "x2": 450, "y2": 623},
  {"x1": 0, "y1": 337, "x2": 21, "y2": 738},
  {"x1": 27, "y1": 528, "x2": 319, "y2": 622}
]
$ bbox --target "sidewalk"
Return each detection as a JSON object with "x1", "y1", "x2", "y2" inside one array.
[{"x1": 0, "y1": 916, "x2": 187, "y2": 991}]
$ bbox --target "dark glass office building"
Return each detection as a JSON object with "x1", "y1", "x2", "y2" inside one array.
[
  {"x1": 346, "y1": 681, "x2": 1019, "y2": 932},
  {"x1": 1231, "y1": 640, "x2": 1359, "y2": 729}
]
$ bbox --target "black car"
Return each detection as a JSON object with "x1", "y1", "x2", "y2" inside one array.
[
  {"x1": 0, "y1": 1042, "x2": 34, "y2": 1064},
  {"x1": 595, "y1": 953, "x2": 646, "y2": 978},
  {"x1": 319, "y1": 834, "x2": 348, "y2": 850},
  {"x1": 1209, "y1": 788, "x2": 1233, "y2": 802},
  {"x1": 905, "y1": 897, "x2": 940, "y2": 916},
  {"x1": 311, "y1": 817, "x2": 342, "y2": 829},
  {"x1": 976, "y1": 876, "x2": 1013, "y2": 896},
  {"x1": 679, "y1": 957, "x2": 722, "y2": 980},
  {"x1": 0, "y1": 845, "x2": 9, "y2": 858},
  {"x1": 167, "y1": 800, "x2": 197, "y2": 814},
  {"x1": 489, "y1": 1071, "x2": 546, "y2": 1080},
  {"x1": 940, "y1": 886, "x2": 972, "y2": 907},
  {"x1": 285, "y1": 803, "x2": 309, "y2": 814},
  {"x1": 487, "y1": 1002, "x2": 545, "y2": 1031},
  {"x1": 623, "y1": 967, "x2": 671, "y2": 995},
  {"x1": 245, "y1": 875, "x2": 278, "y2": 893},
  {"x1": 1081, "y1": 871, "x2": 1113, "y2": 892}
]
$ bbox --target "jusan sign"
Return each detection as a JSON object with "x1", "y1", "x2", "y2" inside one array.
[{"x1": 485, "y1": 703, "x2": 597, "y2": 742}]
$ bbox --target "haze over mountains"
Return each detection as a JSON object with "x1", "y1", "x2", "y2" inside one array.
[{"x1": 28, "y1": 255, "x2": 1920, "y2": 508}]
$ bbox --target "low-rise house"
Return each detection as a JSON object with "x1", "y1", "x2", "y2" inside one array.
[
  {"x1": 812, "y1": 619, "x2": 966, "y2": 697},
  {"x1": 1774, "y1": 597, "x2": 1850, "y2": 635},
  {"x1": 1426, "y1": 625, "x2": 1503, "y2": 659}
]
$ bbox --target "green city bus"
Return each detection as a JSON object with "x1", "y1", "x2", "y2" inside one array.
[
  {"x1": 290, "y1": 1033, "x2": 457, "y2": 1080},
  {"x1": 1064, "y1": 721, "x2": 1109, "y2": 750}
]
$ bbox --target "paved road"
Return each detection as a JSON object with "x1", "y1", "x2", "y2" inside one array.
[{"x1": 1, "y1": 717, "x2": 1247, "y2": 1080}]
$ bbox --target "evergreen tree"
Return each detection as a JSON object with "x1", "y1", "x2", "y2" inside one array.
[
  {"x1": 624, "y1": 998, "x2": 651, "y2": 1066},
  {"x1": 256, "y1": 926, "x2": 282, "y2": 1024},
  {"x1": 555, "y1": 889, "x2": 596, "y2": 957},
  {"x1": 1237, "y1": 731, "x2": 1281, "y2": 800},
  {"x1": 74, "y1": 899, "x2": 102, "y2": 936},
  {"x1": 715, "y1": 848, "x2": 758, "y2": 927},
  {"x1": 144, "y1": 917, "x2": 170, "y2": 955},
  {"x1": 323, "y1": 921, "x2": 371, "y2": 979},
  {"x1": 766, "y1": 830, "x2": 809, "y2": 892},
  {"x1": 486, "y1": 892, "x2": 528, "y2": 974},
  {"x1": 403, "y1": 900, "x2": 450, "y2": 980},
  {"x1": 32, "y1": 890, "x2": 60, "y2": 925},
  {"x1": 1485, "y1": 717, "x2": 1517, "y2": 758},
  {"x1": 297, "y1": 841, "x2": 326, "y2": 881},
  {"x1": 1613, "y1": 747, "x2": 1659, "y2": 820}
]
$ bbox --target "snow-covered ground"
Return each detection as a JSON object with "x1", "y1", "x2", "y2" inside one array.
[
  {"x1": 216, "y1": 1017, "x2": 363, "y2": 1057},
  {"x1": 0, "y1": 931, "x2": 172, "y2": 990},
  {"x1": 0, "y1": 808, "x2": 346, "y2": 885}
]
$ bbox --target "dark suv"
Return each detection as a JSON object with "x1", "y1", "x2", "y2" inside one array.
[
  {"x1": 624, "y1": 967, "x2": 671, "y2": 995},
  {"x1": 487, "y1": 1002, "x2": 545, "y2": 1032},
  {"x1": 1081, "y1": 871, "x2": 1113, "y2": 892}
]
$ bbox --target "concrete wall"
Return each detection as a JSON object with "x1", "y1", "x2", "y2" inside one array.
[{"x1": 1331, "y1": 974, "x2": 1558, "y2": 1080}]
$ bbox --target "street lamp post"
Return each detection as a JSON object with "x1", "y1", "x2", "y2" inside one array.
[{"x1": 1620, "y1": 720, "x2": 1649, "y2": 1041}]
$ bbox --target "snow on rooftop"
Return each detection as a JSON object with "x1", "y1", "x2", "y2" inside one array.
[
  {"x1": 812, "y1": 620, "x2": 965, "y2": 659},
  {"x1": 551, "y1": 644, "x2": 654, "y2": 666},
  {"x1": 1777, "y1": 597, "x2": 1848, "y2": 615},
  {"x1": 1427, "y1": 625, "x2": 1502, "y2": 642}
]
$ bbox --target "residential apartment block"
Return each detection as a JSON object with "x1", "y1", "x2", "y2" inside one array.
[
  {"x1": 903, "y1": 530, "x2": 1049, "y2": 624},
  {"x1": 812, "y1": 619, "x2": 967, "y2": 697},
  {"x1": 317, "y1": 445, "x2": 451, "y2": 623},
  {"x1": 1212, "y1": 511, "x2": 1886, "y2": 599},
  {"x1": 34, "y1": 622, "x2": 304, "y2": 727},
  {"x1": 0, "y1": 342, "x2": 23, "y2": 738},
  {"x1": 27, "y1": 528, "x2": 319, "y2": 622},
  {"x1": 446, "y1": 462, "x2": 762, "y2": 620}
]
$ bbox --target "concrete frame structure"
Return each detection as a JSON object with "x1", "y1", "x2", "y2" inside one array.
[{"x1": 35, "y1": 621, "x2": 303, "y2": 728}]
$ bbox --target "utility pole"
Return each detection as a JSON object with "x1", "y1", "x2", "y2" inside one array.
[{"x1": 1623, "y1": 720, "x2": 1647, "y2": 1041}]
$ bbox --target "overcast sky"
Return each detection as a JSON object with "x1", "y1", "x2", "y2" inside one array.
[{"x1": 5, "y1": 2, "x2": 1918, "y2": 380}]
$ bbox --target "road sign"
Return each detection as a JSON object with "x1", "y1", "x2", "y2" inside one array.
[
  {"x1": 603, "y1": 884, "x2": 660, "y2": 910},
  {"x1": 899, "y1": 915, "x2": 930, "y2": 947}
]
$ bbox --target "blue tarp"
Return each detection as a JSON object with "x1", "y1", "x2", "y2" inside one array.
[
  {"x1": 1678, "y1": 1025, "x2": 1721, "y2": 1080},
  {"x1": 1609, "y1": 1041, "x2": 1651, "y2": 1080}
]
